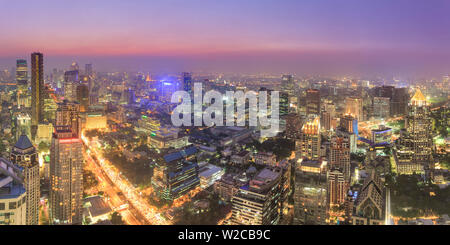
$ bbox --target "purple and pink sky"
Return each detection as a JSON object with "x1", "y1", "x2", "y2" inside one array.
[{"x1": 1, "y1": 0, "x2": 449, "y2": 75}]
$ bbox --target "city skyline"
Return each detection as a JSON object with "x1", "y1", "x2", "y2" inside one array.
[
  {"x1": 0, "y1": 0, "x2": 448, "y2": 231},
  {"x1": 1, "y1": 0, "x2": 450, "y2": 75}
]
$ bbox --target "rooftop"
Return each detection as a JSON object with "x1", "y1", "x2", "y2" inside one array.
[{"x1": 14, "y1": 135, "x2": 34, "y2": 150}]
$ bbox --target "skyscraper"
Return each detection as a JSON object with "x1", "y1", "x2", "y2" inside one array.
[
  {"x1": 340, "y1": 114, "x2": 358, "y2": 137},
  {"x1": 31, "y1": 52, "x2": 44, "y2": 134},
  {"x1": 404, "y1": 89, "x2": 433, "y2": 163},
  {"x1": 85, "y1": 63, "x2": 93, "y2": 77},
  {"x1": 281, "y1": 74, "x2": 294, "y2": 96},
  {"x1": 294, "y1": 159, "x2": 327, "y2": 225},
  {"x1": 64, "y1": 70, "x2": 79, "y2": 102},
  {"x1": 306, "y1": 89, "x2": 320, "y2": 116},
  {"x1": 49, "y1": 126, "x2": 83, "y2": 225},
  {"x1": 10, "y1": 135, "x2": 40, "y2": 225},
  {"x1": 16, "y1": 59, "x2": 28, "y2": 108},
  {"x1": 330, "y1": 134, "x2": 351, "y2": 182},
  {"x1": 55, "y1": 100, "x2": 81, "y2": 138},
  {"x1": 182, "y1": 72, "x2": 192, "y2": 95},
  {"x1": 321, "y1": 102, "x2": 335, "y2": 131},
  {"x1": 327, "y1": 168, "x2": 346, "y2": 206},
  {"x1": 280, "y1": 92, "x2": 289, "y2": 116},
  {"x1": 231, "y1": 167, "x2": 282, "y2": 225},
  {"x1": 297, "y1": 116, "x2": 321, "y2": 160},
  {"x1": 372, "y1": 97, "x2": 390, "y2": 119},
  {"x1": 76, "y1": 84, "x2": 89, "y2": 112},
  {"x1": 345, "y1": 97, "x2": 363, "y2": 121},
  {"x1": 152, "y1": 146, "x2": 200, "y2": 200}
]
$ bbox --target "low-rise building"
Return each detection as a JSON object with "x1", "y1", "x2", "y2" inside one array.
[{"x1": 0, "y1": 157, "x2": 27, "y2": 225}]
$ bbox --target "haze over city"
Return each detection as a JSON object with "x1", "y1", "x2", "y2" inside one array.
[{"x1": 1, "y1": 0, "x2": 450, "y2": 75}]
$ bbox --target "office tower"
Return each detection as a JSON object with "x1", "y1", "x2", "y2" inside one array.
[
  {"x1": 280, "y1": 92, "x2": 289, "y2": 116},
  {"x1": 336, "y1": 127, "x2": 357, "y2": 154},
  {"x1": 85, "y1": 63, "x2": 93, "y2": 77},
  {"x1": 64, "y1": 70, "x2": 79, "y2": 102},
  {"x1": 392, "y1": 87, "x2": 409, "y2": 116},
  {"x1": 76, "y1": 84, "x2": 89, "y2": 112},
  {"x1": 31, "y1": 52, "x2": 44, "y2": 132},
  {"x1": 340, "y1": 114, "x2": 358, "y2": 137},
  {"x1": 16, "y1": 59, "x2": 28, "y2": 108},
  {"x1": 294, "y1": 159, "x2": 327, "y2": 225},
  {"x1": 321, "y1": 102, "x2": 335, "y2": 131},
  {"x1": 281, "y1": 74, "x2": 294, "y2": 95},
  {"x1": 122, "y1": 88, "x2": 135, "y2": 105},
  {"x1": 70, "y1": 62, "x2": 79, "y2": 71},
  {"x1": 231, "y1": 167, "x2": 282, "y2": 225},
  {"x1": 330, "y1": 134, "x2": 351, "y2": 181},
  {"x1": 404, "y1": 89, "x2": 433, "y2": 163},
  {"x1": 49, "y1": 125, "x2": 83, "y2": 225},
  {"x1": 306, "y1": 89, "x2": 320, "y2": 115},
  {"x1": 352, "y1": 170, "x2": 385, "y2": 225},
  {"x1": 182, "y1": 72, "x2": 192, "y2": 94},
  {"x1": 152, "y1": 146, "x2": 200, "y2": 200},
  {"x1": 297, "y1": 116, "x2": 321, "y2": 160},
  {"x1": 284, "y1": 113, "x2": 302, "y2": 139},
  {"x1": 0, "y1": 157, "x2": 27, "y2": 225},
  {"x1": 373, "y1": 97, "x2": 390, "y2": 119},
  {"x1": 373, "y1": 86, "x2": 395, "y2": 99},
  {"x1": 345, "y1": 97, "x2": 363, "y2": 121},
  {"x1": 327, "y1": 168, "x2": 346, "y2": 206},
  {"x1": 10, "y1": 135, "x2": 40, "y2": 225},
  {"x1": 55, "y1": 100, "x2": 81, "y2": 138}
]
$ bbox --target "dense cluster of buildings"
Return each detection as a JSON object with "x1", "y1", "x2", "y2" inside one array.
[{"x1": 0, "y1": 52, "x2": 447, "y2": 226}]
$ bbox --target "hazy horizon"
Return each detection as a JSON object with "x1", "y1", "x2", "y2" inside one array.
[{"x1": 1, "y1": 0, "x2": 450, "y2": 76}]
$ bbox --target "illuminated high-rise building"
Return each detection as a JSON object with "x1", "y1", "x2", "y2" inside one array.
[
  {"x1": 330, "y1": 134, "x2": 351, "y2": 182},
  {"x1": 49, "y1": 101, "x2": 82, "y2": 224},
  {"x1": 327, "y1": 168, "x2": 346, "y2": 206},
  {"x1": 231, "y1": 167, "x2": 282, "y2": 225},
  {"x1": 306, "y1": 89, "x2": 320, "y2": 116},
  {"x1": 372, "y1": 97, "x2": 390, "y2": 119},
  {"x1": 294, "y1": 159, "x2": 327, "y2": 225},
  {"x1": 31, "y1": 52, "x2": 44, "y2": 135},
  {"x1": 152, "y1": 146, "x2": 200, "y2": 200},
  {"x1": 64, "y1": 70, "x2": 79, "y2": 102},
  {"x1": 16, "y1": 59, "x2": 29, "y2": 108},
  {"x1": 345, "y1": 97, "x2": 363, "y2": 121},
  {"x1": 297, "y1": 116, "x2": 321, "y2": 160},
  {"x1": 55, "y1": 100, "x2": 81, "y2": 138},
  {"x1": 321, "y1": 102, "x2": 335, "y2": 131},
  {"x1": 10, "y1": 135, "x2": 40, "y2": 225},
  {"x1": 404, "y1": 89, "x2": 433, "y2": 163},
  {"x1": 70, "y1": 62, "x2": 79, "y2": 72},
  {"x1": 182, "y1": 72, "x2": 192, "y2": 95},
  {"x1": 85, "y1": 63, "x2": 93, "y2": 77},
  {"x1": 281, "y1": 74, "x2": 294, "y2": 96},
  {"x1": 280, "y1": 92, "x2": 289, "y2": 116},
  {"x1": 76, "y1": 84, "x2": 89, "y2": 112},
  {"x1": 49, "y1": 126, "x2": 83, "y2": 225},
  {"x1": 340, "y1": 114, "x2": 358, "y2": 137}
]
